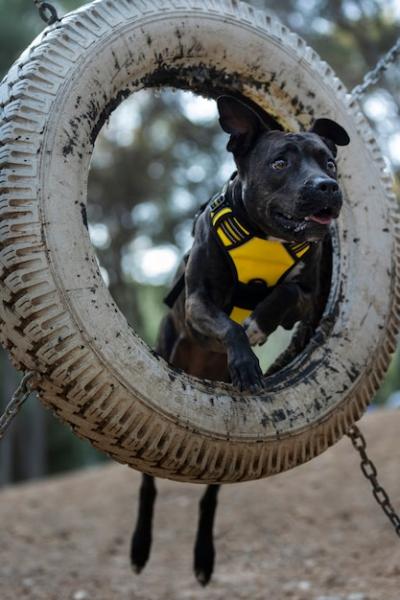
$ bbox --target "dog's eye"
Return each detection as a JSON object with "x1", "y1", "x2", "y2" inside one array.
[
  {"x1": 327, "y1": 160, "x2": 336, "y2": 172},
  {"x1": 271, "y1": 159, "x2": 288, "y2": 171}
]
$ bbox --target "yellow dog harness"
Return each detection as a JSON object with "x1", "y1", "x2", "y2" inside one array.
[
  {"x1": 164, "y1": 193, "x2": 312, "y2": 324},
  {"x1": 209, "y1": 196, "x2": 312, "y2": 323}
]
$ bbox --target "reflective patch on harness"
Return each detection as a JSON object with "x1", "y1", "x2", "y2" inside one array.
[{"x1": 212, "y1": 207, "x2": 232, "y2": 227}]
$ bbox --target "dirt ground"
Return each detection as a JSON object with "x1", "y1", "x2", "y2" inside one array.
[{"x1": 1, "y1": 410, "x2": 400, "y2": 600}]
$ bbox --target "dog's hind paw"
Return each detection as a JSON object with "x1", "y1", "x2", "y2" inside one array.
[
  {"x1": 195, "y1": 567, "x2": 212, "y2": 587},
  {"x1": 243, "y1": 317, "x2": 267, "y2": 346},
  {"x1": 131, "y1": 562, "x2": 143, "y2": 575},
  {"x1": 130, "y1": 531, "x2": 151, "y2": 575},
  {"x1": 194, "y1": 542, "x2": 215, "y2": 586}
]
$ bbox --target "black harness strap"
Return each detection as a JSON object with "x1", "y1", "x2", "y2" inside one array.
[
  {"x1": 232, "y1": 280, "x2": 271, "y2": 311},
  {"x1": 164, "y1": 272, "x2": 185, "y2": 308}
]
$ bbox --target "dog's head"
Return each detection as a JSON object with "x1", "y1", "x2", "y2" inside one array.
[{"x1": 217, "y1": 95, "x2": 350, "y2": 242}]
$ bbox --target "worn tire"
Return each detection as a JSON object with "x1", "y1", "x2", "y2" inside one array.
[{"x1": 0, "y1": 0, "x2": 399, "y2": 483}]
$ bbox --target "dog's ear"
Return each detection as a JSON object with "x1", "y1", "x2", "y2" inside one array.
[
  {"x1": 217, "y1": 95, "x2": 268, "y2": 156},
  {"x1": 310, "y1": 118, "x2": 350, "y2": 156}
]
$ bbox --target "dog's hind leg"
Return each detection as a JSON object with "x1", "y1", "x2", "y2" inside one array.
[
  {"x1": 194, "y1": 484, "x2": 220, "y2": 586},
  {"x1": 130, "y1": 473, "x2": 157, "y2": 573}
]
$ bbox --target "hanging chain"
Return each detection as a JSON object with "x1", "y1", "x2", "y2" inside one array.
[
  {"x1": 347, "y1": 424, "x2": 400, "y2": 538},
  {"x1": 349, "y1": 36, "x2": 400, "y2": 532},
  {"x1": 32, "y1": 0, "x2": 59, "y2": 26},
  {"x1": 351, "y1": 36, "x2": 400, "y2": 100},
  {"x1": 0, "y1": 372, "x2": 35, "y2": 441}
]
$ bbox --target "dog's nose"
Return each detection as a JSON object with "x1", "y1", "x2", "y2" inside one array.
[{"x1": 311, "y1": 177, "x2": 339, "y2": 195}]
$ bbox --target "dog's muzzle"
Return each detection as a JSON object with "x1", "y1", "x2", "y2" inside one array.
[{"x1": 298, "y1": 176, "x2": 342, "y2": 225}]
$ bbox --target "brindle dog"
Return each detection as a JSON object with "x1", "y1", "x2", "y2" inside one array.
[{"x1": 130, "y1": 95, "x2": 350, "y2": 585}]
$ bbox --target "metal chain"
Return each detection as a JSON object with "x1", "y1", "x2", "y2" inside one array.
[
  {"x1": 32, "y1": 0, "x2": 59, "y2": 25},
  {"x1": 351, "y1": 36, "x2": 400, "y2": 100},
  {"x1": 0, "y1": 372, "x2": 35, "y2": 441},
  {"x1": 347, "y1": 424, "x2": 400, "y2": 538}
]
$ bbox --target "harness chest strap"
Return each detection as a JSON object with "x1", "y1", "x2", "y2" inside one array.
[{"x1": 210, "y1": 200, "x2": 311, "y2": 323}]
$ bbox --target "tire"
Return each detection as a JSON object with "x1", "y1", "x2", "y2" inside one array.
[{"x1": 0, "y1": 0, "x2": 399, "y2": 483}]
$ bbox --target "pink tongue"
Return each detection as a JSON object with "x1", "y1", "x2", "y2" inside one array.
[{"x1": 307, "y1": 214, "x2": 332, "y2": 225}]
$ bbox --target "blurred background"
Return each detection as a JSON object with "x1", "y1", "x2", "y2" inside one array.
[{"x1": 0, "y1": 0, "x2": 399, "y2": 486}]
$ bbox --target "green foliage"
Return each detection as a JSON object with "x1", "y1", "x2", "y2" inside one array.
[
  {"x1": 0, "y1": 1, "x2": 84, "y2": 79},
  {"x1": 0, "y1": 0, "x2": 40, "y2": 77}
]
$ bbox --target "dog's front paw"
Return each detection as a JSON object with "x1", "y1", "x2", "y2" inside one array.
[
  {"x1": 243, "y1": 316, "x2": 267, "y2": 346},
  {"x1": 228, "y1": 350, "x2": 264, "y2": 393}
]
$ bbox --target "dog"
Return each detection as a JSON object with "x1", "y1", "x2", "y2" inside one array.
[{"x1": 130, "y1": 95, "x2": 350, "y2": 585}]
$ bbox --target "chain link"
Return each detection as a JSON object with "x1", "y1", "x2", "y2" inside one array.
[
  {"x1": 347, "y1": 424, "x2": 400, "y2": 538},
  {"x1": 32, "y1": 0, "x2": 59, "y2": 25},
  {"x1": 351, "y1": 36, "x2": 400, "y2": 100},
  {"x1": 0, "y1": 372, "x2": 35, "y2": 441}
]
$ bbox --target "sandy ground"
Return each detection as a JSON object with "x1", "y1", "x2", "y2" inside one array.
[{"x1": 1, "y1": 410, "x2": 400, "y2": 600}]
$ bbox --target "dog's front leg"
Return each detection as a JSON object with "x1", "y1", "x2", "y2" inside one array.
[
  {"x1": 244, "y1": 283, "x2": 313, "y2": 346},
  {"x1": 185, "y1": 291, "x2": 264, "y2": 392}
]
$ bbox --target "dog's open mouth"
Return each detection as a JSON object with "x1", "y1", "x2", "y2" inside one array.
[
  {"x1": 304, "y1": 208, "x2": 335, "y2": 225},
  {"x1": 273, "y1": 207, "x2": 337, "y2": 232}
]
